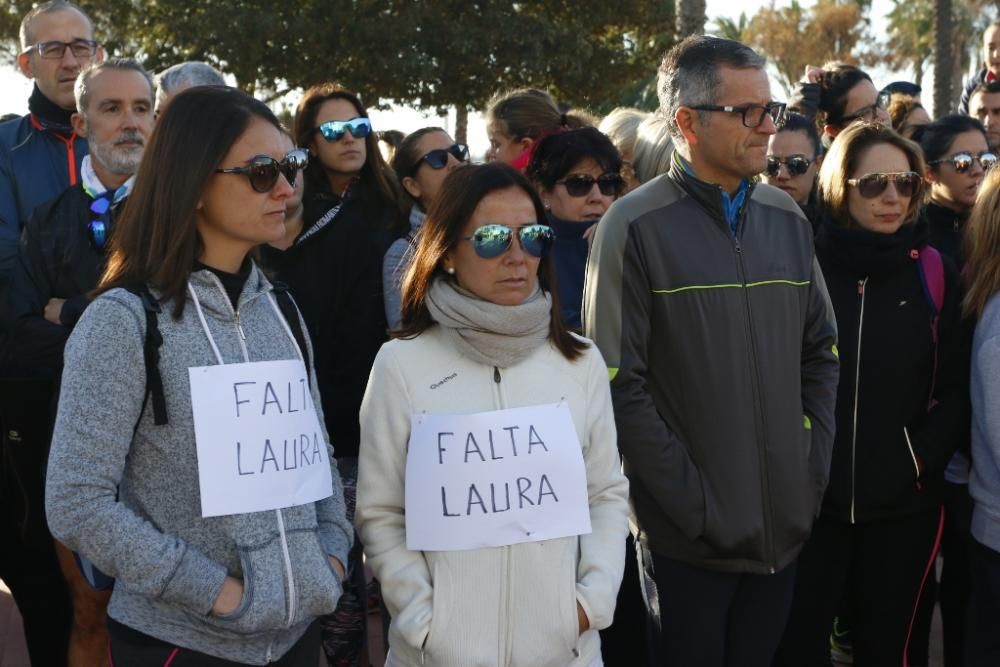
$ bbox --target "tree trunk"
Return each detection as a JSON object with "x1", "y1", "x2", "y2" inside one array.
[
  {"x1": 676, "y1": 0, "x2": 707, "y2": 40},
  {"x1": 455, "y1": 106, "x2": 468, "y2": 146},
  {"x1": 933, "y1": 0, "x2": 953, "y2": 117}
]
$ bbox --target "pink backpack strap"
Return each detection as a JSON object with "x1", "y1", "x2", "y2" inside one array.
[{"x1": 915, "y1": 246, "x2": 945, "y2": 410}]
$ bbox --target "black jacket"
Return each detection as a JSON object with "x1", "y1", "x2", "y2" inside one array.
[
  {"x1": 923, "y1": 201, "x2": 968, "y2": 272},
  {"x1": 815, "y1": 218, "x2": 968, "y2": 523},
  {"x1": 584, "y1": 161, "x2": 840, "y2": 574},
  {"x1": 260, "y1": 184, "x2": 397, "y2": 459},
  {"x1": 5, "y1": 183, "x2": 108, "y2": 376}
]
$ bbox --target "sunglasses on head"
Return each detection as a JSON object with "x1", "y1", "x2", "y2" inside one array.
[
  {"x1": 556, "y1": 173, "x2": 626, "y2": 197},
  {"x1": 847, "y1": 171, "x2": 922, "y2": 198},
  {"x1": 315, "y1": 117, "x2": 372, "y2": 142},
  {"x1": 88, "y1": 195, "x2": 112, "y2": 250},
  {"x1": 459, "y1": 223, "x2": 555, "y2": 259},
  {"x1": 214, "y1": 148, "x2": 308, "y2": 193},
  {"x1": 765, "y1": 155, "x2": 813, "y2": 178},
  {"x1": 415, "y1": 144, "x2": 469, "y2": 173},
  {"x1": 928, "y1": 151, "x2": 998, "y2": 173}
]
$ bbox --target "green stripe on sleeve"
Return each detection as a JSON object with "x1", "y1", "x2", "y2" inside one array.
[{"x1": 651, "y1": 279, "x2": 810, "y2": 295}]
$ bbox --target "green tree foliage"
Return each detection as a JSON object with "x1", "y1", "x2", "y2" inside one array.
[{"x1": 2, "y1": 1, "x2": 672, "y2": 115}]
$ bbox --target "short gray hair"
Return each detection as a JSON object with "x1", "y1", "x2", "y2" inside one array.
[
  {"x1": 657, "y1": 36, "x2": 766, "y2": 143},
  {"x1": 632, "y1": 114, "x2": 675, "y2": 184},
  {"x1": 20, "y1": 1, "x2": 92, "y2": 50},
  {"x1": 598, "y1": 107, "x2": 649, "y2": 160},
  {"x1": 155, "y1": 61, "x2": 226, "y2": 106},
  {"x1": 74, "y1": 58, "x2": 154, "y2": 114}
]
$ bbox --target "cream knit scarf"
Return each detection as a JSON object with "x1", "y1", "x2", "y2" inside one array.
[{"x1": 425, "y1": 277, "x2": 552, "y2": 368}]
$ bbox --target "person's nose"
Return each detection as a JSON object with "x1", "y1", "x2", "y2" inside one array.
[
  {"x1": 272, "y1": 172, "x2": 295, "y2": 200},
  {"x1": 882, "y1": 179, "x2": 902, "y2": 203}
]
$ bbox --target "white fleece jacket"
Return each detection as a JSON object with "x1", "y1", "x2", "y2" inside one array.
[{"x1": 357, "y1": 326, "x2": 629, "y2": 667}]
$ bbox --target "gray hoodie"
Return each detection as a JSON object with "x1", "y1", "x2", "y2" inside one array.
[
  {"x1": 46, "y1": 265, "x2": 353, "y2": 665},
  {"x1": 971, "y1": 292, "x2": 1000, "y2": 553}
]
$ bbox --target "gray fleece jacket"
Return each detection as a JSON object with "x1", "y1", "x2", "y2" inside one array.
[
  {"x1": 45, "y1": 265, "x2": 353, "y2": 665},
  {"x1": 971, "y1": 292, "x2": 1000, "y2": 553}
]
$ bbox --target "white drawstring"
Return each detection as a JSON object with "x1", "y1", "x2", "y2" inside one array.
[{"x1": 187, "y1": 282, "x2": 225, "y2": 365}]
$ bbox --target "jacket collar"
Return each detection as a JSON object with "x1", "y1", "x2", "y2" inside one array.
[
  {"x1": 28, "y1": 84, "x2": 75, "y2": 133},
  {"x1": 188, "y1": 260, "x2": 273, "y2": 317},
  {"x1": 668, "y1": 152, "x2": 755, "y2": 236}
]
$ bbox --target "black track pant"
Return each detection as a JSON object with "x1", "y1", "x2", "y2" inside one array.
[
  {"x1": 773, "y1": 508, "x2": 943, "y2": 667},
  {"x1": 639, "y1": 543, "x2": 796, "y2": 667},
  {"x1": 108, "y1": 618, "x2": 321, "y2": 666}
]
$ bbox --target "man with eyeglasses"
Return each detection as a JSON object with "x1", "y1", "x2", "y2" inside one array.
[
  {"x1": 584, "y1": 35, "x2": 838, "y2": 667},
  {"x1": 0, "y1": 1, "x2": 103, "y2": 289},
  {"x1": 8, "y1": 57, "x2": 151, "y2": 666}
]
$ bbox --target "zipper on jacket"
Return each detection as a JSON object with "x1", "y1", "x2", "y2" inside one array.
[
  {"x1": 494, "y1": 366, "x2": 501, "y2": 383},
  {"x1": 203, "y1": 272, "x2": 261, "y2": 362},
  {"x1": 850, "y1": 278, "x2": 869, "y2": 524},
  {"x1": 275, "y1": 508, "x2": 297, "y2": 628},
  {"x1": 903, "y1": 426, "x2": 923, "y2": 490},
  {"x1": 734, "y1": 240, "x2": 777, "y2": 572}
]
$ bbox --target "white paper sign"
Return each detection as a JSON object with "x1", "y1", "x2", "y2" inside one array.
[
  {"x1": 189, "y1": 359, "x2": 334, "y2": 518},
  {"x1": 404, "y1": 403, "x2": 591, "y2": 551}
]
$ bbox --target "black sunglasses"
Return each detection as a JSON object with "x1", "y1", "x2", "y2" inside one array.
[
  {"x1": 459, "y1": 224, "x2": 555, "y2": 259},
  {"x1": 414, "y1": 144, "x2": 469, "y2": 174},
  {"x1": 556, "y1": 173, "x2": 626, "y2": 197},
  {"x1": 689, "y1": 102, "x2": 787, "y2": 128},
  {"x1": 841, "y1": 92, "x2": 891, "y2": 124},
  {"x1": 928, "y1": 151, "x2": 998, "y2": 174},
  {"x1": 765, "y1": 155, "x2": 813, "y2": 178},
  {"x1": 214, "y1": 148, "x2": 308, "y2": 193},
  {"x1": 847, "y1": 171, "x2": 922, "y2": 198}
]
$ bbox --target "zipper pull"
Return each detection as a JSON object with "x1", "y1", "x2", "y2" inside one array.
[
  {"x1": 235, "y1": 311, "x2": 247, "y2": 341},
  {"x1": 857, "y1": 279, "x2": 865, "y2": 295},
  {"x1": 494, "y1": 366, "x2": 501, "y2": 383}
]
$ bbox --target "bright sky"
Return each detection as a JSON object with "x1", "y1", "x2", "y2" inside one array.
[{"x1": 0, "y1": 0, "x2": 910, "y2": 159}]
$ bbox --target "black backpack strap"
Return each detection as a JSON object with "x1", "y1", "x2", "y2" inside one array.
[
  {"x1": 124, "y1": 285, "x2": 168, "y2": 426},
  {"x1": 272, "y1": 283, "x2": 311, "y2": 385}
]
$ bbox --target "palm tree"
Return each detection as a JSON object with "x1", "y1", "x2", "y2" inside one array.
[
  {"x1": 933, "y1": 0, "x2": 953, "y2": 117},
  {"x1": 713, "y1": 13, "x2": 749, "y2": 42},
  {"x1": 677, "y1": 0, "x2": 707, "y2": 39}
]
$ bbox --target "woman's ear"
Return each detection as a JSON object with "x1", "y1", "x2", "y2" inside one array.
[
  {"x1": 924, "y1": 166, "x2": 940, "y2": 184},
  {"x1": 402, "y1": 175, "x2": 423, "y2": 201}
]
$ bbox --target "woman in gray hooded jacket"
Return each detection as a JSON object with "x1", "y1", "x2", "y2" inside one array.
[{"x1": 45, "y1": 86, "x2": 352, "y2": 666}]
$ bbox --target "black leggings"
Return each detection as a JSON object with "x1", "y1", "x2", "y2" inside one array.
[{"x1": 107, "y1": 618, "x2": 320, "y2": 666}]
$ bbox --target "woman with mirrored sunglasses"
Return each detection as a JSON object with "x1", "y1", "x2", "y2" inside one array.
[
  {"x1": 775, "y1": 122, "x2": 968, "y2": 667},
  {"x1": 762, "y1": 112, "x2": 823, "y2": 230},
  {"x1": 383, "y1": 127, "x2": 469, "y2": 329},
  {"x1": 789, "y1": 63, "x2": 891, "y2": 146},
  {"x1": 260, "y1": 82, "x2": 405, "y2": 667},
  {"x1": 44, "y1": 86, "x2": 352, "y2": 667},
  {"x1": 915, "y1": 114, "x2": 992, "y2": 665},
  {"x1": 525, "y1": 127, "x2": 623, "y2": 331},
  {"x1": 356, "y1": 163, "x2": 628, "y2": 667}
]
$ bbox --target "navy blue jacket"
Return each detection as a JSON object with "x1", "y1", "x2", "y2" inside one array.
[{"x1": 0, "y1": 112, "x2": 88, "y2": 286}]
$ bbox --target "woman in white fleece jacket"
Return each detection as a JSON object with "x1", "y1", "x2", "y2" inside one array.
[{"x1": 357, "y1": 163, "x2": 629, "y2": 667}]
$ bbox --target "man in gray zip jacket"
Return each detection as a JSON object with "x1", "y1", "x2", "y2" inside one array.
[{"x1": 583, "y1": 36, "x2": 839, "y2": 667}]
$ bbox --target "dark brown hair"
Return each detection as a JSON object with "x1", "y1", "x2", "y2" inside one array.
[
  {"x1": 292, "y1": 82, "x2": 401, "y2": 211},
  {"x1": 395, "y1": 163, "x2": 587, "y2": 361},
  {"x1": 818, "y1": 63, "x2": 875, "y2": 129},
  {"x1": 817, "y1": 121, "x2": 926, "y2": 228},
  {"x1": 98, "y1": 86, "x2": 280, "y2": 317}
]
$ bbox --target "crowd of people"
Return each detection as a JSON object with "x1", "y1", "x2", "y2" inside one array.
[{"x1": 5, "y1": 2, "x2": 1000, "y2": 667}]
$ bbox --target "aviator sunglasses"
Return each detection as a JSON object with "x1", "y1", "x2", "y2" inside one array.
[
  {"x1": 315, "y1": 117, "x2": 372, "y2": 142},
  {"x1": 460, "y1": 223, "x2": 555, "y2": 259},
  {"x1": 847, "y1": 171, "x2": 922, "y2": 199},
  {"x1": 765, "y1": 155, "x2": 813, "y2": 178},
  {"x1": 556, "y1": 173, "x2": 626, "y2": 197},
  {"x1": 214, "y1": 148, "x2": 308, "y2": 193},
  {"x1": 414, "y1": 144, "x2": 469, "y2": 173},
  {"x1": 928, "y1": 151, "x2": 998, "y2": 173}
]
